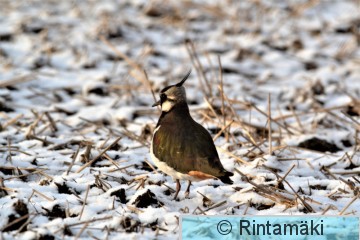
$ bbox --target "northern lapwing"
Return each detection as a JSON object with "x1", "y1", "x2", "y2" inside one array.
[{"x1": 150, "y1": 70, "x2": 233, "y2": 200}]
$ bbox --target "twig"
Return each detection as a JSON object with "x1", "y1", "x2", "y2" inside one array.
[
  {"x1": 0, "y1": 166, "x2": 47, "y2": 171},
  {"x1": 16, "y1": 215, "x2": 35, "y2": 234},
  {"x1": 217, "y1": 56, "x2": 228, "y2": 141},
  {"x1": 0, "y1": 177, "x2": 9, "y2": 195},
  {"x1": 193, "y1": 206, "x2": 207, "y2": 215},
  {"x1": 268, "y1": 93, "x2": 273, "y2": 155},
  {"x1": 250, "y1": 102, "x2": 296, "y2": 135},
  {"x1": 66, "y1": 216, "x2": 113, "y2": 228},
  {"x1": 82, "y1": 143, "x2": 92, "y2": 163},
  {"x1": 31, "y1": 189, "x2": 54, "y2": 201},
  {"x1": 277, "y1": 158, "x2": 306, "y2": 161},
  {"x1": 75, "y1": 223, "x2": 89, "y2": 240},
  {"x1": 38, "y1": 171, "x2": 53, "y2": 180},
  {"x1": 79, "y1": 185, "x2": 90, "y2": 220},
  {"x1": 48, "y1": 139, "x2": 83, "y2": 151},
  {"x1": 120, "y1": 128, "x2": 149, "y2": 147},
  {"x1": 28, "y1": 135, "x2": 53, "y2": 145},
  {"x1": 143, "y1": 70, "x2": 160, "y2": 112},
  {"x1": 162, "y1": 183, "x2": 175, "y2": 193},
  {"x1": 108, "y1": 164, "x2": 135, "y2": 173},
  {"x1": 4, "y1": 169, "x2": 47, "y2": 180},
  {"x1": 185, "y1": 39, "x2": 212, "y2": 96},
  {"x1": 272, "y1": 104, "x2": 349, "y2": 121},
  {"x1": 213, "y1": 120, "x2": 234, "y2": 142},
  {"x1": 0, "y1": 214, "x2": 30, "y2": 232},
  {"x1": 203, "y1": 97, "x2": 222, "y2": 125},
  {"x1": 352, "y1": 176, "x2": 360, "y2": 184},
  {"x1": 330, "y1": 170, "x2": 360, "y2": 175},
  {"x1": 2, "y1": 114, "x2": 23, "y2": 129},
  {"x1": 127, "y1": 205, "x2": 144, "y2": 214},
  {"x1": 262, "y1": 166, "x2": 314, "y2": 213},
  {"x1": 242, "y1": 201, "x2": 250, "y2": 215},
  {"x1": 289, "y1": 104, "x2": 304, "y2": 133},
  {"x1": 277, "y1": 164, "x2": 296, "y2": 186},
  {"x1": 45, "y1": 111, "x2": 58, "y2": 132},
  {"x1": 76, "y1": 137, "x2": 122, "y2": 173},
  {"x1": 66, "y1": 144, "x2": 80, "y2": 175},
  {"x1": 217, "y1": 147, "x2": 250, "y2": 165},
  {"x1": 25, "y1": 112, "x2": 44, "y2": 138},
  {"x1": 0, "y1": 74, "x2": 36, "y2": 88},
  {"x1": 103, "y1": 153, "x2": 122, "y2": 171},
  {"x1": 100, "y1": 36, "x2": 141, "y2": 70},
  {"x1": 0, "y1": 147, "x2": 32, "y2": 156},
  {"x1": 100, "y1": 35, "x2": 147, "y2": 86},
  {"x1": 144, "y1": 159, "x2": 158, "y2": 173},
  {"x1": 339, "y1": 193, "x2": 360, "y2": 215},
  {"x1": 222, "y1": 93, "x2": 263, "y2": 152},
  {"x1": 7, "y1": 137, "x2": 12, "y2": 164},
  {"x1": 197, "y1": 191, "x2": 212, "y2": 203},
  {"x1": 321, "y1": 205, "x2": 335, "y2": 215},
  {"x1": 341, "y1": 110, "x2": 360, "y2": 130},
  {"x1": 205, "y1": 200, "x2": 227, "y2": 211}
]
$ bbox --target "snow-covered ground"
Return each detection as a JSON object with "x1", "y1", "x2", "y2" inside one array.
[{"x1": 1, "y1": 0, "x2": 360, "y2": 239}]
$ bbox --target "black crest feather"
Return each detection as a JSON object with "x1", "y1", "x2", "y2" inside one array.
[
  {"x1": 175, "y1": 70, "x2": 191, "y2": 87},
  {"x1": 160, "y1": 70, "x2": 192, "y2": 93}
]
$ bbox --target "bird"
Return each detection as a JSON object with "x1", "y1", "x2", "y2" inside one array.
[{"x1": 150, "y1": 70, "x2": 233, "y2": 200}]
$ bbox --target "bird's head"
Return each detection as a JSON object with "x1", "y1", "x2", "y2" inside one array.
[{"x1": 152, "y1": 70, "x2": 191, "y2": 112}]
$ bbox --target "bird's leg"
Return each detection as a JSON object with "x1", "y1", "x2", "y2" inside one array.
[
  {"x1": 185, "y1": 180, "x2": 191, "y2": 198},
  {"x1": 173, "y1": 179, "x2": 181, "y2": 200}
]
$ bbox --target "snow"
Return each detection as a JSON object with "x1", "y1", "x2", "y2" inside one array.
[{"x1": 0, "y1": 0, "x2": 360, "y2": 239}]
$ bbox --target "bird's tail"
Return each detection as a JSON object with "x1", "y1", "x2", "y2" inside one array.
[{"x1": 219, "y1": 171, "x2": 234, "y2": 184}]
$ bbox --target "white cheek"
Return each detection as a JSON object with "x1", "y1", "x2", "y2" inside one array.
[{"x1": 161, "y1": 101, "x2": 173, "y2": 112}]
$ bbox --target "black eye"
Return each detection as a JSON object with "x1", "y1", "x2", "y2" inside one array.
[{"x1": 160, "y1": 93, "x2": 167, "y2": 102}]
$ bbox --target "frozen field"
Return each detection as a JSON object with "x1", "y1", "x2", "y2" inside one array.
[{"x1": 0, "y1": 0, "x2": 360, "y2": 239}]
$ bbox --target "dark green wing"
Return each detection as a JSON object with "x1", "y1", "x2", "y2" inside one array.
[{"x1": 153, "y1": 118, "x2": 227, "y2": 177}]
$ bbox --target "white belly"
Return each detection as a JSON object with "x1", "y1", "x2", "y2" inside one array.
[{"x1": 150, "y1": 126, "x2": 200, "y2": 181}]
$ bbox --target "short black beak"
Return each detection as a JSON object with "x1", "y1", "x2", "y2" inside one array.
[{"x1": 152, "y1": 100, "x2": 161, "y2": 107}]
